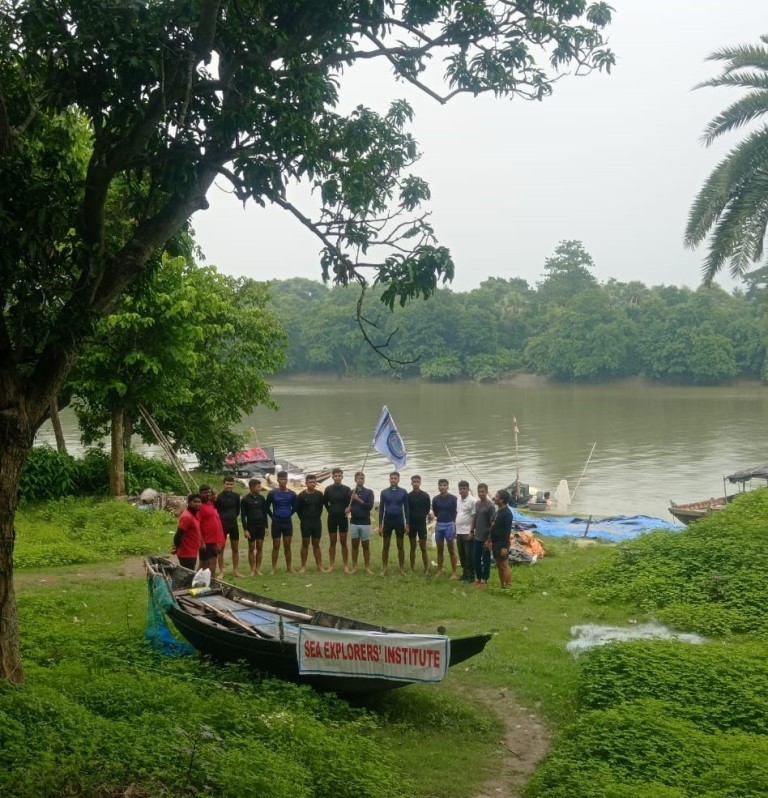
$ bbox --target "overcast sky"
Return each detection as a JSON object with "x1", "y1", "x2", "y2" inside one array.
[{"x1": 192, "y1": 1, "x2": 767, "y2": 294}]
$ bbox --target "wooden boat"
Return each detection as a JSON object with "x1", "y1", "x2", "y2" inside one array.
[
  {"x1": 146, "y1": 557, "x2": 492, "y2": 694},
  {"x1": 669, "y1": 464, "x2": 768, "y2": 525},
  {"x1": 668, "y1": 496, "x2": 733, "y2": 526}
]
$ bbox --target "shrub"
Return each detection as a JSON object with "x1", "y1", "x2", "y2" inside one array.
[
  {"x1": 578, "y1": 490, "x2": 768, "y2": 637},
  {"x1": 19, "y1": 447, "x2": 78, "y2": 501}
]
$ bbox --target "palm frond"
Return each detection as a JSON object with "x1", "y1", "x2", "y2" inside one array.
[
  {"x1": 698, "y1": 169, "x2": 768, "y2": 283},
  {"x1": 696, "y1": 72, "x2": 768, "y2": 92},
  {"x1": 701, "y1": 94, "x2": 768, "y2": 144},
  {"x1": 706, "y1": 43, "x2": 768, "y2": 73},
  {"x1": 686, "y1": 129, "x2": 768, "y2": 246}
]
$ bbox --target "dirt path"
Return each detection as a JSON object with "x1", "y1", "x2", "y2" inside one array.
[
  {"x1": 16, "y1": 557, "x2": 551, "y2": 796},
  {"x1": 468, "y1": 687, "x2": 551, "y2": 798}
]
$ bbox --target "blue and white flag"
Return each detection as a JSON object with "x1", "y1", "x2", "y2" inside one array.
[{"x1": 372, "y1": 406, "x2": 407, "y2": 470}]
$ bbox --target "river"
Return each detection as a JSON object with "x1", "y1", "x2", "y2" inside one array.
[{"x1": 38, "y1": 377, "x2": 768, "y2": 522}]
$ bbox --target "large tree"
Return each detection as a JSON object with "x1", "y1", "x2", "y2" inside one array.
[
  {"x1": 0, "y1": 0, "x2": 614, "y2": 682},
  {"x1": 70, "y1": 257, "x2": 285, "y2": 491},
  {"x1": 686, "y1": 35, "x2": 768, "y2": 283}
]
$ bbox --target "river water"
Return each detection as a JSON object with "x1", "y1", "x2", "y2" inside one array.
[{"x1": 38, "y1": 378, "x2": 768, "y2": 522}]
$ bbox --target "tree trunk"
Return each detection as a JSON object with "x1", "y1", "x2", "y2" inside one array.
[
  {"x1": 49, "y1": 398, "x2": 68, "y2": 455},
  {"x1": 0, "y1": 384, "x2": 38, "y2": 684},
  {"x1": 110, "y1": 405, "x2": 126, "y2": 497}
]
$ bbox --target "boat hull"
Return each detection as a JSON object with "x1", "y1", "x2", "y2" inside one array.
[{"x1": 149, "y1": 558, "x2": 491, "y2": 694}]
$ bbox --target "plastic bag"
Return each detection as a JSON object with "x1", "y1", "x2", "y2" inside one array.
[{"x1": 191, "y1": 567, "x2": 211, "y2": 588}]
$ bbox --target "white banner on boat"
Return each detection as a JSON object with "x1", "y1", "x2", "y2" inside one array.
[{"x1": 297, "y1": 626, "x2": 450, "y2": 683}]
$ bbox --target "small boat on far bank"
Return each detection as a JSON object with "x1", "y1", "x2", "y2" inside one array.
[
  {"x1": 223, "y1": 445, "x2": 331, "y2": 484},
  {"x1": 669, "y1": 464, "x2": 768, "y2": 525}
]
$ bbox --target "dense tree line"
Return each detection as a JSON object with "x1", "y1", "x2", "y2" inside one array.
[{"x1": 270, "y1": 241, "x2": 768, "y2": 384}]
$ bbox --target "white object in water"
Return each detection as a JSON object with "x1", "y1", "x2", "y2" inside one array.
[{"x1": 554, "y1": 479, "x2": 570, "y2": 508}]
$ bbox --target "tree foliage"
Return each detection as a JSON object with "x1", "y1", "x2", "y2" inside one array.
[
  {"x1": 69, "y1": 257, "x2": 285, "y2": 477},
  {"x1": 0, "y1": 1, "x2": 616, "y2": 682},
  {"x1": 268, "y1": 242, "x2": 768, "y2": 384},
  {"x1": 686, "y1": 35, "x2": 768, "y2": 282}
]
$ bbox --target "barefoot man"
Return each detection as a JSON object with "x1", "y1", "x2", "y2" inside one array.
[
  {"x1": 348, "y1": 471, "x2": 375, "y2": 574},
  {"x1": 265, "y1": 471, "x2": 297, "y2": 574},
  {"x1": 323, "y1": 468, "x2": 352, "y2": 572},
  {"x1": 431, "y1": 479, "x2": 458, "y2": 578},
  {"x1": 297, "y1": 474, "x2": 326, "y2": 573},
  {"x1": 240, "y1": 478, "x2": 267, "y2": 576}
]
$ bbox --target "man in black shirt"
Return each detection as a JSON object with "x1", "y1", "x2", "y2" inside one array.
[
  {"x1": 323, "y1": 468, "x2": 353, "y2": 572},
  {"x1": 488, "y1": 488, "x2": 513, "y2": 589},
  {"x1": 240, "y1": 478, "x2": 267, "y2": 576},
  {"x1": 407, "y1": 475, "x2": 431, "y2": 574},
  {"x1": 297, "y1": 474, "x2": 326, "y2": 573},
  {"x1": 215, "y1": 477, "x2": 242, "y2": 578}
]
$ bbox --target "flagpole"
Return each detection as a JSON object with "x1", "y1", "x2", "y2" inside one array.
[{"x1": 360, "y1": 441, "x2": 374, "y2": 472}]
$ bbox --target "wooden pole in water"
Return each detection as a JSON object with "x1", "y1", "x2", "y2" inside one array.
[
  {"x1": 571, "y1": 442, "x2": 597, "y2": 502},
  {"x1": 513, "y1": 416, "x2": 520, "y2": 502}
]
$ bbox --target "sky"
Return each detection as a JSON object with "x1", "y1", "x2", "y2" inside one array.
[{"x1": 192, "y1": 0, "x2": 767, "y2": 294}]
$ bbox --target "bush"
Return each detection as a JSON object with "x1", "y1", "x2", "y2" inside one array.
[
  {"x1": 578, "y1": 490, "x2": 768, "y2": 637},
  {"x1": 21, "y1": 448, "x2": 186, "y2": 501},
  {"x1": 18, "y1": 447, "x2": 79, "y2": 501},
  {"x1": 525, "y1": 700, "x2": 768, "y2": 798}
]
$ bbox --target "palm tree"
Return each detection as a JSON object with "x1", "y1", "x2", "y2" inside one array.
[{"x1": 685, "y1": 35, "x2": 768, "y2": 284}]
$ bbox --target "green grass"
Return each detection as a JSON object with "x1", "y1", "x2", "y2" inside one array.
[{"x1": 9, "y1": 494, "x2": 768, "y2": 796}]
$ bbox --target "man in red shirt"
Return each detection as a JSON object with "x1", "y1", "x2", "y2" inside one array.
[
  {"x1": 172, "y1": 493, "x2": 202, "y2": 570},
  {"x1": 197, "y1": 484, "x2": 225, "y2": 572}
]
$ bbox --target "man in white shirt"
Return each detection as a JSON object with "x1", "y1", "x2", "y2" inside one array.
[{"x1": 455, "y1": 480, "x2": 476, "y2": 583}]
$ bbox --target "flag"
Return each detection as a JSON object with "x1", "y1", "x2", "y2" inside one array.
[{"x1": 372, "y1": 406, "x2": 407, "y2": 470}]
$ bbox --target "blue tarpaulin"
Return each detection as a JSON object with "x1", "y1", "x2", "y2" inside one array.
[{"x1": 513, "y1": 512, "x2": 679, "y2": 543}]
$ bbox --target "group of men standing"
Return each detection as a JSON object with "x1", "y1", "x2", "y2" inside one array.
[{"x1": 173, "y1": 468, "x2": 514, "y2": 588}]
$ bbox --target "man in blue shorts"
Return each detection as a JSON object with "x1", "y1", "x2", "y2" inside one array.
[
  {"x1": 348, "y1": 471, "x2": 375, "y2": 574},
  {"x1": 431, "y1": 479, "x2": 458, "y2": 578},
  {"x1": 378, "y1": 471, "x2": 409, "y2": 575},
  {"x1": 265, "y1": 471, "x2": 297, "y2": 574}
]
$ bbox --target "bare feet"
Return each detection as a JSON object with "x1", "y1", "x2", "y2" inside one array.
[
  {"x1": 299, "y1": 566, "x2": 307, "y2": 574},
  {"x1": 286, "y1": 567, "x2": 295, "y2": 574},
  {"x1": 380, "y1": 568, "x2": 388, "y2": 576},
  {"x1": 435, "y1": 569, "x2": 444, "y2": 577},
  {"x1": 348, "y1": 567, "x2": 359, "y2": 575},
  {"x1": 449, "y1": 573, "x2": 459, "y2": 580},
  {"x1": 269, "y1": 568, "x2": 276, "y2": 576},
  {"x1": 365, "y1": 568, "x2": 374, "y2": 575},
  {"x1": 398, "y1": 567, "x2": 405, "y2": 575},
  {"x1": 343, "y1": 566, "x2": 350, "y2": 574},
  {"x1": 251, "y1": 570, "x2": 262, "y2": 577},
  {"x1": 233, "y1": 571, "x2": 244, "y2": 578}
]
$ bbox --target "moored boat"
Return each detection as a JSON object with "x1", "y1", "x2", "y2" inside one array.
[
  {"x1": 669, "y1": 464, "x2": 768, "y2": 525},
  {"x1": 146, "y1": 557, "x2": 492, "y2": 694}
]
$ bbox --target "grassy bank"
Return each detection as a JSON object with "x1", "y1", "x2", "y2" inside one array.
[{"x1": 6, "y1": 492, "x2": 768, "y2": 796}]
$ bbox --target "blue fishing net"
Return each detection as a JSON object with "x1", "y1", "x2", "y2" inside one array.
[{"x1": 146, "y1": 572, "x2": 194, "y2": 657}]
